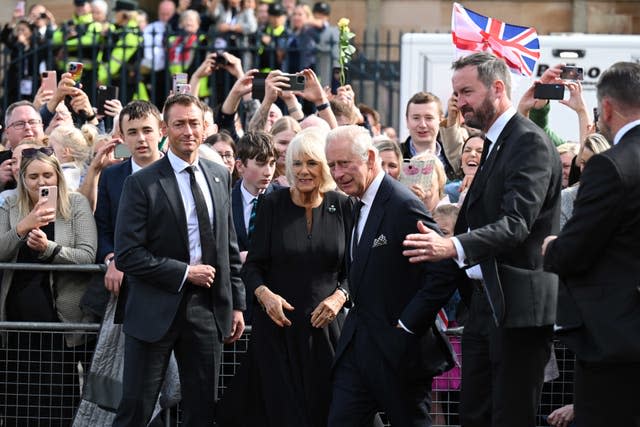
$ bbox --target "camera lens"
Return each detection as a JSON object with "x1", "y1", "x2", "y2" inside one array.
[
  {"x1": 42, "y1": 189, "x2": 49, "y2": 196},
  {"x1": 40, "y1": 13, "x2": 47, "y2": 19},
  {"x1": 296, "y1": 75, "x2": 305, "y2": 83}
]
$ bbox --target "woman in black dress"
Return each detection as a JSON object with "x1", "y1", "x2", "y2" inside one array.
[{"x1": 218, "y1": 127, "x2": 351, "y2": 427}]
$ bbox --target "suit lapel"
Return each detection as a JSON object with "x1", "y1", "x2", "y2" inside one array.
[
  {"x1": 349, "y1": 176, "x2": 392, "y2": 297},
  {"x1": 232, "y1": 180, "x2": 248, "y2": 248},
  {"x1": 199, "y1": 160, "x2": 225, "y2": 241},
  {"x1": 158, "y1": 156, "x2": 190, "y2": 251},
  {"x1": 466, "y1": 115, "x2": 518, "y2": 209}
]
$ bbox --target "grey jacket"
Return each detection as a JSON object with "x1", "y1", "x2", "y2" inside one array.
[{"x1": 0, "y1": 192, "x2": 98, "y2": 346}]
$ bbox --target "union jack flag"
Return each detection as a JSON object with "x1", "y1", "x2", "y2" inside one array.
[{"x1": 451, "y1": 2, "x2": 540, "y2": 77}]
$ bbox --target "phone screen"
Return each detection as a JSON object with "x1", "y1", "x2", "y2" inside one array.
[{"x1": 114, "y1": 143, "x2": 132, "y2": 159}]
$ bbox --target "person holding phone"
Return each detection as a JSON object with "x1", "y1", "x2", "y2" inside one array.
[{"x1": 0, "y1": 148, "x2": 97, "y2": 423}]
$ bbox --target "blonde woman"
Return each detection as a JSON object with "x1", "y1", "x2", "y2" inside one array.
[{"x1": 48, "y1": 125, "x2": 92, "y2": 190}]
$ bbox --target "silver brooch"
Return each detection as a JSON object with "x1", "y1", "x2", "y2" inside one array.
[{"x1": 328, "y1": 204, "x2": 336, "y2": 213}]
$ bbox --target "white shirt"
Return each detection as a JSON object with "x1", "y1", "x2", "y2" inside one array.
[
  {"x1": 240, "y1": 182, "x2": 261, "y2": 234},
  {"x1": 613, "y1": 119, "x2": 640, "y2": 145},
  {"x1": 451, "y1": 107, "x2": 517, "y2": 280},
  {"x1": 352, "y1": 170, "x2": 386, "y2": 258},
  {"x1": 142, "y1": 20, "x2": 168, "y2": 71},
  {"x1": 167, "y1": 150, "x2": 214, "y2": 266}
]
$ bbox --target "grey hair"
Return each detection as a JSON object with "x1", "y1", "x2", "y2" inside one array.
[{"x1": 326, "y1": 125, "x2": 379, "y2": 163}]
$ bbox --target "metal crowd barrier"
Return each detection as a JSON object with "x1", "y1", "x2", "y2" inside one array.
[{"x1": 0, "y1": 263, "x2": 574, "y2": 426}]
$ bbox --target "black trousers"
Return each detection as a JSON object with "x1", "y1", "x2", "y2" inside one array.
[
  {"x1": 113, "y1": 287, "x2": 222, "y2": 427},
  {"x1": 460, "y1": 286, "x2": 553, "y2": 427},
  {"x1": 574, "y1": 359, "x2": 640, "y2": 427},
  {"x1": 328, "y1": 326, "x2": 432, "y2": 427}
]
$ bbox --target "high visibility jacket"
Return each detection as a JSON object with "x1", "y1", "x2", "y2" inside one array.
[
  {"x1": 52, "y1": 13, "x2": 99, "y2": 70},
  {"x1": 167, "y1": 32, "x2": 209, "y2": 98}
]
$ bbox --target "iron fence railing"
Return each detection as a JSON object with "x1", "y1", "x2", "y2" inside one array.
[{"x1": 0, "y1": 27, "x2": 404, "y2": 131}]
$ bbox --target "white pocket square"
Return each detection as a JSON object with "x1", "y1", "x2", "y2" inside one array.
[{"x1": 372, "y1": 234, "x2": 388, "y2": 248}]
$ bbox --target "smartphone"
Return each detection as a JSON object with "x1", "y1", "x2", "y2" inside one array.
[
  {"x1": 214, "y1": 50, "x2": 229, "y2": 66},
  {"x1": 172, "y1": 73, "x2": 188, "y2": 93},
  {"x1": 282, "y1": 73, "x2": 306, "y2": 92},
  {"x1": 15, "y1": 1, "x2": 25, "y2": 16},
  {"x1": 533, "y1": 83, "x2": 565, "y2": 100},
  {"x1": 39, "y1": 186, "x2": 58, "y2": 213},
  {"x1": 560, "y1": 66, "x2": 584, "y2": 81},
  {"x1": 96, "y1": 85, "x2": 120, "y2": 115},
  {"x1": 175, "y1": 83, "x2": 191, "y2": 94},
  {"x1": 0, "y1": 150, "x2": 12, "y2": 165},
  {"x1": 67, "y1": 62, "x2": 83, "y2": 87},
  {"x1": 251, "y1": 72, "x2": 268, "y2": 100},
  {"x1": 331, "y1": 66, "x2": 349, "y2": 95},
  {"x1": 114, "y1": 143, "x2": 132, "y2": 159},
  {"x1": 41, "y1": 70, "x2": 57, "y2": 92},
  {"x1": 399, "y1": 158, "x2": 436, "y2": 192}
]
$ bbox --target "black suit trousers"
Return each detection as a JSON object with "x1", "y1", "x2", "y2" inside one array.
[
  {"x1": 113, "y1": 286, "x2": 222, "y2": 427},
  {"x1": 574, "y1": 359, "x2": 640, "y2": 427},
  {"x1": 460, "y1": 287, "x2": 553, "y2": 427},
  {"x1": 328, "y1": 326, "x2": 432, "y2": 427}
]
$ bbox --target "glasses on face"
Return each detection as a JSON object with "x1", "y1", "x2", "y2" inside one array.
[
  {"x1": 8, "y1": 119, "x2": 43, "y2": 130},
  {"x1": 218, "y1": 152, "x2": 234, "y2": 160},
  {"x1": 22, "y1": 147, "x2": 55, "y2": 158}
]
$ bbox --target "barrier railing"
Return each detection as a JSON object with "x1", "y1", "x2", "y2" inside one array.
[{"x1": 0, "y1": 263, "x2": 574, "y2": 426}]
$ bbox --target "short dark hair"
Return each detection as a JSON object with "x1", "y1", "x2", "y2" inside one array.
[
  {"x1": 5, "y1": 101, "x2": 39, "y2": 127},
  {"x1": 452, "y1": 52, "x2": 512, "y2": 99},
  {"x1": 358, "y1": 103, "x2": 380, "y2": 126},
  {"x1": 162, "y1": 94, "x2": 205, "y2": 124},
  {"x1": 597, "y1": 61, "x2": 640, "y2": 110},
  {"x1": 405, "y1": 91, "x2": 443, "y2": 118},
  {"x1": 235, "y1": 131, "x2": 277, "y2": 165},
  {"x1": 119, "y1": 100, "x2": 162, "y2": 131},
  {"x1": 204, "y1": 130, "x2": 235, "y2": 148}
]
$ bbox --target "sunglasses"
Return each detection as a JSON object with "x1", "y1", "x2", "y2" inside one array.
[{"x1": 22, "y1": 147, "x2": 55, "y2": 159}]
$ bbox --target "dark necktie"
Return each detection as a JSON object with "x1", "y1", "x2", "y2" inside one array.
[
  {"x1": 351, "y1": 200, "x2": 365, "y2": 259},
  {"x1": 479, "y1": 137, "x2": 493, "y2": 168},
  {"x1": 247, "y1": 197, "x2": 258, "y2": 240},
  {"x1": 185, "y1": 166, "x2": 216, "y2": 266}
]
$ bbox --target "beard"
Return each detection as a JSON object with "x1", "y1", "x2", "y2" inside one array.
[{"x1": 461, "y1": 96, "x2": 497, "y2": 131}]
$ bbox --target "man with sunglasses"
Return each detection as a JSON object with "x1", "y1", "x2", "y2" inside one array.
[{"x1": 1, "y1": 101, "x2": 44, "y2": 192}]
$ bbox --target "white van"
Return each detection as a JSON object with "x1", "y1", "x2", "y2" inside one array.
[{"x1": 399, "y1": 33, "x2": 640, "y2": 142}]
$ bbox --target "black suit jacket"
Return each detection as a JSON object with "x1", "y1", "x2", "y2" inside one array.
[
  {"x1": 455, "y1": 113, "x2": 561, "y2": 328},
  {"x1": 544, "y1": 125, "x2": 640, "y2": 363},
  {"x1": 114, "y1": 155, "x2": 245, "y2": 343},
  {"x1": 95, "y1": 159, "x2": 133, "y2": 262},
  {"x1": 335, "y1": 174, "x2": 461, "y2": 380}
]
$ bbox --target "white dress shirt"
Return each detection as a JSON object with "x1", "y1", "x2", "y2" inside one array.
[
  {"x1": 352, "y1": 170, "x2": 386, "y2": 258},
  {"x1": 613, "y1": 119, "x2": 640, "y2": 145},
  {"x1": 240, "y1": 182, "x2": 261, "y2": 234},
  {"x1": 167, "y1": 150, "x2": 214, "y2": 266}
]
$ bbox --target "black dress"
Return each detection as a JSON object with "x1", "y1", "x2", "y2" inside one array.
[{"x1": 218, "y1": 189, "x2": 351, "y2": 427}]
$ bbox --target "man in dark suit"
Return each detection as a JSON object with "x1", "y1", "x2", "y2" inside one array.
[
  {"x1": 113, "y1": 94, "x2": 245, "y2": 427},
  {"x1": 96, "y1": 100, "x2": 162, "y2": 299},
  {"x1": 325, "y1": 125, "x2": 461, "y2": 426},
  {"x1": 543, "y1": 62, "x2": 640, "y2": 427},
  {"x1": 403, "y1": 52, "x2": 561, "y2": 427}
]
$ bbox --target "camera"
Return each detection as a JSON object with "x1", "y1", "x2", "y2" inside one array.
[
  {"x1": 41, "y1": 188, "x2": 49, "y2": 197},
  {"x1": 39, "y1": 12, "x2": 47, "y2": 19},
  {"x1": 560, "y1": 66, "x2": 584, "y2": 81},
  {"x1": 214, "y1": 50, "x2": 229, "y2": 65}
]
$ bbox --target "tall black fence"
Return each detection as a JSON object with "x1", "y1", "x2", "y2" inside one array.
[{"x1": 0, "y1": 26, "x2": 403, "y2": 131}]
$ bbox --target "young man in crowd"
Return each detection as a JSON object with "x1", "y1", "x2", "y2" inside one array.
[
  {"x1": 95, "y1": 100, "x2": 163, "y2": 300},
  {"x1": 231, "y1": 131, "x2": 278, "y2": 322}
]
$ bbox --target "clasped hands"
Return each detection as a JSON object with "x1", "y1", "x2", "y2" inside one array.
[{"x1": 255, "y1": 285, "x2": 346, "y2": 328}]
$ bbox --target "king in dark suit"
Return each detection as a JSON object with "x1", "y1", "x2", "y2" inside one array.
[
  {"x1": 325, "y1": 125, "x2": 461, "y2": 427},
  {"x1": 543, "y1": 62, "x2": 640, "y2": 427},
  {"x1": 403, "y1": 52, "x2": 562, "y2": 427},
  {"x1": 113, "y1": 95, "x2": 245, "y2": 427}
]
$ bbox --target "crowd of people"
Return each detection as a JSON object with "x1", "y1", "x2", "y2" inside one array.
[
  {"x1": 0, "y1": 0, "x2": 344, "y2": 108},
  {"x1": 1, "y1": 4, "x2": 639, "y2": 426}
]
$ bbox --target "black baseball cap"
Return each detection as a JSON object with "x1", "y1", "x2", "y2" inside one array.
[
  {"x1": 114, "y1": 0, "x2": 138, "y2": 11},
  {"x1": 312, "y1": 2, "x2": 331, "y2": 16},
  {"x1": 268, "y1": 3, "x2": 286, "y2": 16}
]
